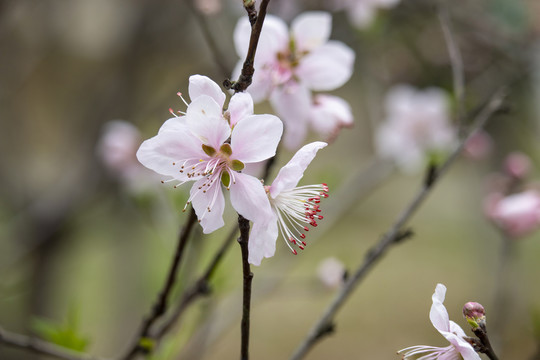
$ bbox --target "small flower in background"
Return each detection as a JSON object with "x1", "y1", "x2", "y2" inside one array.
[
  {"x1": 484, "y1": 190, "x2": 540, "y2": 238},
  {"x1": 398, "y1": 284, "x2": 481, "y2": 360},
  {"x1": 317, "y1": 257, "x2": 346, "y2": 289},
  {"x1": 503, "y1": 151, "x2": 531, "y2": 180},
  {"x1": 463, "y1": 130, "x2": 493, "y2": 161},
  {"x1": 137, "y1": 75, "x2": 283, "y2": 234},
  {"x1": 233, "y1": 12, "x2": 355, "y2": 149},
  {"x1": 309, "y1": 94, "x2": 354, "y2": 144},
  {"x1": 375, "y1": 85, "x2": 457, "y2": 173},
  {"x1": 194, "y1": 0, "x2": 222, "y2": 15},
  {"x1": 249, "y1": 142, "x2": 328, "y2": 265},
  {"x1": 332, "y1": 0, "x2": 401, "y2": 28},
  {"x1": 97, "y1": 120, "x2": 157, "y2": 193}
]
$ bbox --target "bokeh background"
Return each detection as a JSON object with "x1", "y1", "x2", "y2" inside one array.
[{"x1": 1, "y1": 0, "x2": 540, "y2": 359}]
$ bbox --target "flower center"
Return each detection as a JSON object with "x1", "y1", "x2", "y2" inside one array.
[{"x1": 270, "y1": 183, "x2": 329, "y2": 255}]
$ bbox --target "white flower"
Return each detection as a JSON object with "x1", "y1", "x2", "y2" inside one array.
[
  {"x1": 376, "y1": 85, "x2": 457, "y2": 173},
  {"x1": 398, "y1": 284, "x2": 481, "y2": 360},
  {"x1": 233, "y1": 12, "x2": 355, "y2": 149},
  {"x1": 249, "y1": 142, "x2": 328, "y2": 265}
]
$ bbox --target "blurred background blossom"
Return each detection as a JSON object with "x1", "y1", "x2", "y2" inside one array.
[{"x1": 1, "y1": 0, "x2": 540, "y2": 359}]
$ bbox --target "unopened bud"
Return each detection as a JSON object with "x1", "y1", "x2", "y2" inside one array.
[
  {"x1": 504, "y1": 152, "x2": 531, "y2": 179},
  {"x1": 463, "y1": 302, "x2": 486, "y2": 329}
]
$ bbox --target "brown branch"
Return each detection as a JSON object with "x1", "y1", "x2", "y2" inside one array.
[
  {"x1": 0, "y1": 326, "x2": 105, "y2": 360},
  {"x1": 225, "y1": 0, "x2": 271, "y2": 92},
  {"x1": 237, "y1": 214, "x2": 253, "y2": 360},
  {"x1": 153, "y1": 225, "x2": 239, "y2": 339},
  {"x1": 289, "y1": 88, "x2": 507, "y2": 360},
  {"x1": 121, "y1": 208, "x2": 198, "y2": 360}
]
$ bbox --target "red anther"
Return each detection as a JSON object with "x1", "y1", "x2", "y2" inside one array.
[
  {"x1": 292, "y1": 249, "x2": 298, "y2": 255},
  {"x1": 312, "y1": 223, "x2": 318, "y2": 227},
  {"x1": 299, "y1": 245, "x2": 304, "y2": 250},
  {"x1": 300, "y1": 234, "x2": 306, "y2": 239},
  {"x1": 304, "y1": 226, "x2": 309, "y2": 232},
  {"x1": 316, "y1": 209, "x2": 321, "y2": 212},
  {"x1": 322, "y1": 183, "x2": 328, "y2": 187},
  {"x1": 318, "y1": 215, "x2": 324, "y2": 219},
  {"x1": 301, "y1": 241, "x2": 307, "y2": 246}
]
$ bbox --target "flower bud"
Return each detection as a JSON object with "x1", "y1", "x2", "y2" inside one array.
[
  {"x1": 504, "y1": 152, "x2": 531, "y2": 179},
  {"x1": 463, "y1": 302, "x2": 486, "y2": 329}
]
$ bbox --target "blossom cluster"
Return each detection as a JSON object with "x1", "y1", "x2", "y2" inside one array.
[
  {"x1": 233, "y1": 12, "x2": 355, "y2": 149},
  {"x1": 136, "y1": 75, "x2": 329, "y2": 265}
]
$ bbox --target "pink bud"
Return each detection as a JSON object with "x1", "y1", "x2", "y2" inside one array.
[
  {"x1": 463, "y1": 302, "x2": 485, "y2": 319},
  {"x1": 463, "y1": 130, "x2": 493, "y2": 160},
  {"x1": 486, "y1": 190, "x2": 540, "y2": 238},
  {"x1": 504, "y1": 152, "x2": 531, "y2": 179}
]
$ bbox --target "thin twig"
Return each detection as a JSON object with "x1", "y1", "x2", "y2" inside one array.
[
  {"x1": 122, "y1": 208, "x2": 198, "y2": 360},
  {"x1": 154, "y1": 225, "x2": 239, "y2": 339},
  {"x1": 289, "y1": 88, "x2": 507, "y2": 360},
  {"x1": 237, "y1": 215, "x2": 253, "y2": 360},
  {"x1": 187, "y1": 0, "x2": 232, "y2": 78},
  {"x1": 438, "y1": 4, "x2": 465, "y2": 130},
  {"x1": 0, "y1": 326, "x2": 105, "y2": 360},
  {"x1": 226, "y1": 0, "x2": 271, "y2": 92}
]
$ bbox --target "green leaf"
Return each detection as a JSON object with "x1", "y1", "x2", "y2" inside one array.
[{"x1": 32, "y1": 306, "x2": 90, "y2": 352}]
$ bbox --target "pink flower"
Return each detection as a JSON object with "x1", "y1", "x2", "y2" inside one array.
[
  {"x1": 317, "y1": 257, "x2": 346, "y2": 289},
  {"x1": 97, "y1": 120, "x2": 157, "y2": 193},
  {"x1": 309, "y1": 94, "x2": 354, "y2": 144},
  {"x1": 233, "y1": 12, "x2": 355, "y2": 149},
  {"x1": 376, "y1": 85, "x2": 457, "y2": 173},
  {"x1": 463, "y1": 130, "x2": 493, "y2": 161},
  {"x1": 398, "y1": 284, "x2": 481, "y2": 360},
  {"x1": 137, "y1": 75, "x2": 283, "y2": 233},
  {"x1": 249, "y1": 142, "x2": 328, "y2": 265},
  {"x1": 503, "y1": 152, "x2": 531, "y2": 179},
  {"x1": 332, "y1": 0, "x2": 401, "y2": 28},
  {"x1": 484, "y1": 190, "x2": 540, "y2": 238}
]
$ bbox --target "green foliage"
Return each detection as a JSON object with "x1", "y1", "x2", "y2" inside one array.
[{"x1": 32, "y1": 306, "x2": 90, "y2": 352}]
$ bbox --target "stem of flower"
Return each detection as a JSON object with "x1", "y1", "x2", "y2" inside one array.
[{"x1": 238, "y1": 214, "x2": 253, "y2": 360}]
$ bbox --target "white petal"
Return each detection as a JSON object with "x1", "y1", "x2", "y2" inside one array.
[
  {"x1": 296, "y1": 41, "x2": 355, "y2": 91},
  {"x1": 228, "y1": 92, "x2": 254, "y2": 127},
  {"x1": 270, "y1": 142, "x2": 327, "y2": 198},
  {"x1": 229, "y1": 173, "x2": 273, "y2": 223},
  {"x1": 248, "y1": 218, "x2": 278, "y2": 266},
  {"x1": 292, "y1": 11, "x2": 332, "y2": 52},
  {"x1": 430, "y1": 284, "x2": 451, "y2": 333},
  {"x1": 230, "y1": 114, "x2": 283, "y2": 163},
  {"x1": 190, "y1": 178, "x2": 225, "y2": 234},
  {"x1": 310, "y1": 94, "x2": 353, "y2": 140},
  {"x1": 186, "y1": 95, "x2": 231, "y2": 148},
  {"x1": 136, "y1": 126, "x2": 204, "y2": 179},
  {"x1": 269, "y1": 83, "x2": 311, "y2": 149},
  {"x1": 188, "y1": 75, "x2": 226, "y2": 109}
]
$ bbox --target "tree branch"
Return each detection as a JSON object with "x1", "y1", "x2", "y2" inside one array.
[
  {"x1": 289, "y1": 88, "x2": 507, "y2": 360},
  {"x1": 0, "y1": 326, "x2": 105, "y2": 360},
  {"x1": 121, "y1": 208, "x2": 198, "y2": 360}
]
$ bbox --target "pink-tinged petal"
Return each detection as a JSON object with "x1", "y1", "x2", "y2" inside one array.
[
  {"x1": 429, "y1": 284, "x2": 451, "y2": 333},
  {"x1": 310, "y1": 94, "x2": 353, "y2": 142},
  {"x1": 136, "y1": 126, "x2": 204, "y2": 179},
  {"x1": 190, "y1": 178, "x2": 225, "y2": 234},
  {"x1": 188, "y1": 75, "x2": 226, "y2": 109},
  {"x1": 291, "y1": 12, "x2": 332, "y2": 52},
  {"x1": 296, "y1": 41, "x2": 355, "y2": 91},
  {"x1": 269, "y1": 83, "x2": 311, "y2": 149},
  {"x1": 230, "y1": 114, "x2": 283, "y2": 163},
  {"x1": 248, "y1": 218, "x2": 278, "y2": 266},
  {"x1": 270, "y1": 142, "x2": 327, "y2": 198},
  {"x1": 348, "y1": 3, "x2": 376, "y2": 28},
  {"x1": 234, "y1": 15, "x2": 288, "y2": 64},
  {"x1": 229, "y1": 173, "x2": 273, "y2": 223},
  {"x1": 228, "y1": 92, "x2": 254, "y2": 127},
  {"x1": 157, "y1": 116, "x2": 187, "y2": 133},
  {"x1": 186, "y1": 95, "x2": 231, "y2": 148}
]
